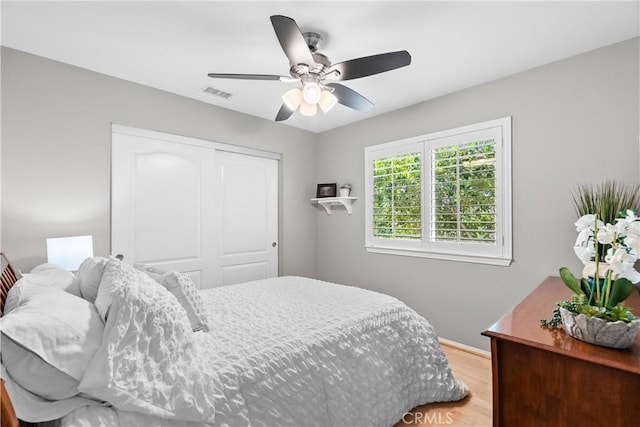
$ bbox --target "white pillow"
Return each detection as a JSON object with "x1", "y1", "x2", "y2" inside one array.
[
  {"x1": 156, "y1": 272, "x2": 210, "y2": 332},
  {"x1": 77, "y1": 262, "x2": 203, "y2": 420},
  {"x1": 76, "y1": 257, "x2": 110, "y2": 302},
  {"x1": 0, "y1": 280, "x2": 105, "y2": 385},
  {"x1": 133, "y1": 263, "x2": 166, "y2": 281},
  {"x1": 0, "y1": 362, "x2": 103, "y2": 423},
  {"x1": 1, "y1": 335, "x2": 80, "y2": 400},
  {"x1": 23, "y1": 263, "x2": 82, "y2": 297},
  {"x1": 95, "y1": 259, "x2": 177, "y2": 322}
]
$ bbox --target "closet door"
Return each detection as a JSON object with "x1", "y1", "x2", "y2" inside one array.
[
  {"x1": 214, "y1": 151, "x2": 279, "y2": 286},
  {"x1": 111, "y1": 125, "x2": 279, "y2": 289},
  {"x1": 111, "y1": 132, "x2": 216, "y2": 288}
]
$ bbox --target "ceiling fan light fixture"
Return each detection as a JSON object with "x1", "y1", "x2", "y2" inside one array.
[
  {"x1": 302, "y1": 82, "x2": 322, "y2": 104},
  {"x1": 210, "y1": 15, "x2": 411, "y2": 122},
  {"x1": 282, "y1": 88, "x2": 302, "y2": 110},
  {"x1": 299, "y1": 101, "x2": 317, "y2": 116},
  {"x1": 318, "y1": 90, "x2": 338, "y2": 113}
]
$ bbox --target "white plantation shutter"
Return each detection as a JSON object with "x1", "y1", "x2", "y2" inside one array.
[
  {"x1": 366, "y1": 141, "x2": 423, "y2": 251},
  {"x1": 430, "y1": 139, "x2": 496, "y2": 244},
  {"x1": 365, "y1": 117, "x2": 511, "y2": 266},
  {"x1": 372, "y1": 152, "x2": 422, "y2": 240}
]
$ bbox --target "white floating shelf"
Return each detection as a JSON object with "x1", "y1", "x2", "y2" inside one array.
[{"x1": 311, "y1": 196, "x2": 358, "y2": 215}]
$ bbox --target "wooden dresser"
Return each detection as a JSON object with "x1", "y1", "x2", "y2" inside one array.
[{"x1": 482, "y1": 277, "x2": 640, "y2": 427}]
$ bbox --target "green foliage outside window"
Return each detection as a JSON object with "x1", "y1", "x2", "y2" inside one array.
[
  {"x1": 372, "y1": 140, "x2": 497, "y2": 245},
  {"x1": 373, "y1": 153, "x2": 421, "y2": 240},
  {"x1": 432, "y1": 139, "x2": 496, "y2": 244}
]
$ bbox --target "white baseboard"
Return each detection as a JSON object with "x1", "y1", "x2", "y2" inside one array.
[{"x1": 439, "y1": 337, "x2": 491, "y2": 359}]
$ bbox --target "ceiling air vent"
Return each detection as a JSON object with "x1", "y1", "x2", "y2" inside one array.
[{"x1": 203, "y1": 86, "x2": 232, "y2": 99}]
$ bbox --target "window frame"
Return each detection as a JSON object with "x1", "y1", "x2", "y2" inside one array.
[{"x1": 364, "y1": 117, "x2": 512, "y2": 266}]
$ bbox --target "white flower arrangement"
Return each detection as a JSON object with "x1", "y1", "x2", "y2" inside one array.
[
  {"x1": 542, "y1": 210, "x2": 639, "y2": 329},
  {"x1": 573, "y1": 210, "x2": 640, "y2": 284}
]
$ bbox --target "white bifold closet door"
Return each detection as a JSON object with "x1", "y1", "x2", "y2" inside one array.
[
  {"x1": 214, "y1": 151, "x2": 278, "y2": 286},
  {"x1": 111, "y1": 125, "x2": 279, "y2": 289}
]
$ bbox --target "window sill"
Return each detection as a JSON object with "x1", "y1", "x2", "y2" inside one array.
[{"x1": 364, "y1": 245, "x2": 512, "y2": 266}]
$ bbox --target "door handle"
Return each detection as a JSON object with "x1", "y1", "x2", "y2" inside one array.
[{"x1": 272, "y1": 242, "x2": 277, "y2": 247}]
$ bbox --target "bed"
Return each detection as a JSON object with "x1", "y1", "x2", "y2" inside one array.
[{"x1": 0, "y1": 252, "x2": 468, "y2": 426}]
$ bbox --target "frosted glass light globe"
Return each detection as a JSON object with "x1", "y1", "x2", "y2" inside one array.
[
  {"x1": 318, "y1": 90, "x2": 338, "y2": 113},
  {"x1": 302, "y1": 82, "x2": 321, "y2": 104},
  {"x1": 299, "y1": 101, "x2": 318, "y2": 116},
  {"x1": 282, "y1": 88, "x2": 302, "y2": 110}
]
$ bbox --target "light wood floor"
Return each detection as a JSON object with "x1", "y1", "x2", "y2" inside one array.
[{"x1": 395, "y1": 343, "x2": 492, "y2": 427}]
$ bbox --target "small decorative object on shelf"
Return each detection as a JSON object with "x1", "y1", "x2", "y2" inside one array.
[
  {"x1": 339, "y1": 183, "x2": 352, "y2": 197},
  {"x1": 316, "y1": 183, "x2": 337, "y2": 198},
  {"x1": 541, "y1": 181, "x2": 640, "y2": 349}
]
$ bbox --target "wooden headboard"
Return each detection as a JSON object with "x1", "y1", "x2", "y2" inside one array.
[
  {"x1": 1, "y1": 252, "x2": 19, "y2": 315},
  {"x1": 1, "y1": 252, "x2": 21, "y2": 427}
]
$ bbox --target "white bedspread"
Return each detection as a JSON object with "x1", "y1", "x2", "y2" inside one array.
[{"x1": 69, "y1": 276, "x2": 468, "y2": 426}]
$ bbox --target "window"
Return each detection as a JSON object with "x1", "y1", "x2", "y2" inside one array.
[
  {"x1": 373, "y1": 152, "x2": 422, "y2": 241},
  {"x1": 365, "y1": 117, "x2": 512, "y2": 266}
]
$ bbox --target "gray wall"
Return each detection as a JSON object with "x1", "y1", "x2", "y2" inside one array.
[
  {"x1": 315, "y1": 38, "x2": 640, "y2": 350},
  {"x1": 2, "y1": 38, "x2": 639, "y2": 350},
  {"x1": 1, "y1": 47, "x2": 318, "y2": 278}
]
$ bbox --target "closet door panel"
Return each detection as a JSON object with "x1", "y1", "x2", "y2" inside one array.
[
  {"x1": 133, "y1": 151, "x2": 202, "y2": 261},
  {"x1": 215, "y1": 151, "x2": 279, "y2": 286},
  {"x1": 112, "y1": 132, "x2": 216, "y2": 288}
]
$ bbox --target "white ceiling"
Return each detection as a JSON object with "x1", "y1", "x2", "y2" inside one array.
[{"x1": 2, "y1": 1, "x2": 638, "y2": 133}]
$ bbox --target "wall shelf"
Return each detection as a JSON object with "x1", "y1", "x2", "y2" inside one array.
[{"x1": 311, "y1": 197, "x2": 357, "y2": 215}]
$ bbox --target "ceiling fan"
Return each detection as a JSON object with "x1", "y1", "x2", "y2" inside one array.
[{"x1": 208, "y1": 15, "x2": 412, "y2": 121}]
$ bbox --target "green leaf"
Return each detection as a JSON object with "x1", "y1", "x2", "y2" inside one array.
[
  {"x1": 605, "y1": 304, "x2": 634, "y2": 322},
  {"x1": 608, "y1": 278, "x2": 633, "y2": 306},
  {"x1": 559, "y1": 267, "x2": 584, "y2": 296},
  {"x1": 580, "y1": 278, "x2": 594, "y2": 304}
]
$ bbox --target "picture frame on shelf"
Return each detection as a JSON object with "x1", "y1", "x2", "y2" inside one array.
[{"x1": 316, "y1": 183, "x2": 337, "y2": 198}]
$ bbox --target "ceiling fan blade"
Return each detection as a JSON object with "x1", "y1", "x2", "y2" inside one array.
[
  {"x1": 275, "y1": 104, "x2": 295, "y2": 121},
  {"x1": 270, "y1": 15, "x2": 315, "y2": 66},
  {"x1": 327, "y1": 51, "x2": 411, "y2": 81},
  {"x1": 208, "y1": 73, "x2": 297, "y2": 82},
  {"x1": 326, "y1": 83, "x2": 373, "y2": 112}
]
